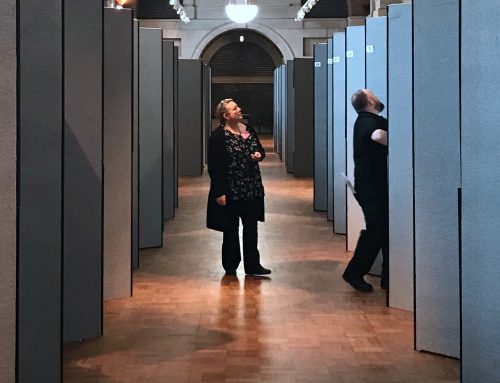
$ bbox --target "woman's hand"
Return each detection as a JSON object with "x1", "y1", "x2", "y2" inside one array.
[
  {"x1": 216, "y1": 195, "x2": 226, "y2": 206},
  {"x1": 251, "y1": 152, "x2": 262, "y2": 161}
]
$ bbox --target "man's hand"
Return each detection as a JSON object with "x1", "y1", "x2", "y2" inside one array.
[
  {"x1": 371, "y1": 129, "x2": 388, "y2": 146},
  {"x1": 216, "y1": 195, "x2": 226, "y2": 206},
  {"x1": 251, "y1": 152, "x2": 262, "y2": 161}
]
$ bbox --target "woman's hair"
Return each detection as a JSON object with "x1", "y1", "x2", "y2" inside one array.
[{"x1": 215, "y1": 98, "x2": 233, "y2": 126}]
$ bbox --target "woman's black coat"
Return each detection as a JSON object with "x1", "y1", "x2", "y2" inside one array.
[{"x1": 206, "y1": 125, "x2": 266, "y2": 232}]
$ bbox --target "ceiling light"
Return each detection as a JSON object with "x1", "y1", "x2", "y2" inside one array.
[
  {"x1": 226, "y1": 0, "x2": 258, "y2": 24},
  {"x1": 240, "y1": 35, "x2": 245, "y2": 42}
]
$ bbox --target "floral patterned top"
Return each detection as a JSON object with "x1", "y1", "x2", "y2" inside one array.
[{"x1": 225, "y1": 129, "x2": 265, "y2": 201}]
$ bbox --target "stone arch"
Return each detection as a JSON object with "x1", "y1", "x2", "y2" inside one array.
[{"x1": 191, "y1": 22, "x2": 294, "y2": 63}]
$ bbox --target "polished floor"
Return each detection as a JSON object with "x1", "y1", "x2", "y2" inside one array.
[{"x1": 64, "y1": 138, "x2": 460, "y2": 382}]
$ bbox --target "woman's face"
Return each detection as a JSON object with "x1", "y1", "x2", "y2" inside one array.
[{"x1": 224, "y1": 101, "x2": 243, "y2": 122}]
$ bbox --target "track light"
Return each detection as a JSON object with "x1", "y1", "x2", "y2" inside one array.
[
  {"x1": 295, "y1": 0, "x2": 320, "y2": 22},
  {"x1": 169, "y1": 0, "x2": 190, "y2": 23}
]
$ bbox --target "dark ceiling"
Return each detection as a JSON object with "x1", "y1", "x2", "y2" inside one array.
[{"x1": 126, "y1": 0, "x2": 352, "y2": 19}]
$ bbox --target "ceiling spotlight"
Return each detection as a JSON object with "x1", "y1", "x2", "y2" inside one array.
[
  {"x1": 226, "y1": 0, "x2": 258, "y2": 24},
  {"x1": 240, "y1": 35, "x2": 245, "y2": 42}
]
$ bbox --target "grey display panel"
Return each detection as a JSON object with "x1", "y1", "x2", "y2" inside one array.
[
  {"x1": 274, "y1": 68, "x2": 281, "y2": 156},
  {"x1": 163, "y1": 40, "x2": 176, "y2": 220},
  {"x1": 327, "y1": 37, "x2": 334, "y2": 221},
  {"x1": 345, "y1": 26, "x2": 365, "y2": 251},
  {"x1": 178, "y1": 59, "x2": 203, "y2": 176},
  {"x1": 293, "y1": 58, "x2": 314, "y2": 177},
  {"x1": 413, "y1": 0, "x2": 460, "y2": 357},
  {"x1": 63, "y1": 0, "x2": 103, "y2": 342},
  {"x1": 461, "y1": 1, "x2": 500, "y2": 380},
  {"x1": 203, "y1": 64, "x2": 212, "y2": 166},
  {"x1": 387, "y1": 5, "x2": 413, "y2": 311},
  {"x1": 0, "y1": 2, "x2": 16, "y2": 381},
  {"x1": 365, "y1": 16, "x2": 387, "y2": 277},
  {"x1": 286, "y1": 60, "x2": 295, "y2": 173},
  {"x1": 132, "y1": 19, "x2": 139, "y2": 269},
  {"x1": 173, "y1": 47, "x2": 179, "y2": 207},
  {"x1": 280, "y1": 65, "x2": 287, "y2": 164},
  {"x1": 313, "y1": 44, "x2": 328, "y2": 211},
  {"x1": 276, "y1": 67, "x2": 282, "y2": 157},
  {"x1": 104, "y1": 8, "x2": 133, "y2": 299},
  {"x1": 332, "y1": 32, "x2": 346, "y2": 234},
  {"x1": 139, "y1": 28, "x2": 164, "y2": 248},
  {"x1": 18, "y1": 1, "x2": 63, "y2": 381}
]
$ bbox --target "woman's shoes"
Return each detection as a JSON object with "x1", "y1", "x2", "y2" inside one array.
[{"x1": 245, "y1": 267, "x2": 271, "y2": 275}]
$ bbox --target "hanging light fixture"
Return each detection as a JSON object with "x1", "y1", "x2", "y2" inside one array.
[{"x1": 226, "y1": 0, "x2": 258, "y2": 24}]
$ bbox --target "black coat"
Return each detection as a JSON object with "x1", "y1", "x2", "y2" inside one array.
[{"x1": 206, "y1": 125, "x2": 266, "y2": 232}]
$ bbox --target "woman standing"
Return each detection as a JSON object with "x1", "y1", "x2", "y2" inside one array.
[{"x1": 206, "y1": 98, "x2": 271, "y2": 276}]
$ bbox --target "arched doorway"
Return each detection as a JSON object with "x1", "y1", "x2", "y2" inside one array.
[{"x1": 201, "y1": 29, "x2": 284, "y2": 136}]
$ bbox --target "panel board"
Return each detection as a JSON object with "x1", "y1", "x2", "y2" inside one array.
[
  {"x1": 63, "y1": 0, "x2": 103, "y2": 342},
  {"x1": 313, "y1": 44, "x2": 328, "y2": 211},
  {"x1": 365, "y1": 17, "x2": 387, "y2": 277},
  {"x1": 387, "y1": 5, "x2": 413, "y2": 311},
  {"x1": 293, "y1": 58, "x2": 314, "y2": 178},
  {"x1": 163, "y1": 40, "x2": 175, "y2": 220},
  {"x1": 286, "y1": 60, "x2": 295, "y2": 173},
  {"x1": 461, "y1": 1, "x2": 500, "y2": 380},
  {"x1": 327, "y1": 37, "x2": 334, "y2": 221},
  {"x1": 132, "y1": 19, "x2": 139, "y2": 269},
  {"x1": 280, "y1": 65, "x2": 287, "y2": 164},
  {"x1": 139, "y1": 28, "x2": 164, "y2": 248},
  {"x1": 173, "y1": 46, "x2": 179, "y2": 207},
  {"x1": 345, "y1": 26, "x2": 366, "y2": 251},
  {"x1": 413, "y1": 0, "x2": 460, "y2": 357},
  {"x1": 18, "y1": 1, "x2": 63, "y2": 381},
  {"x1": 333, "y1": 32, "x2": 346, "y2": 234},
  {"x1": 178, "y1": 59, "x2": 203, "y2": 176},
  {"x1": 0, "y1": 2, "x2": 17, "y2": 381},
  {"x1": 103, "y1": 8, "x2": 133, "y2": 300}
]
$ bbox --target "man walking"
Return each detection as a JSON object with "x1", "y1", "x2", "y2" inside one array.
[{"x1": 342, "y1": 89, "x2": 389, "y2": 292}]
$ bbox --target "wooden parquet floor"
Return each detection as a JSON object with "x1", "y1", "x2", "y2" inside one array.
[{"x1": 63, "y1": 138, "x2": 460, "y2": 383}]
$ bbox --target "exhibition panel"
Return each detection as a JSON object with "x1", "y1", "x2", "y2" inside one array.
[
  {"x1": 286, "y1": 60, "x2": 295, "y2": 173},
  {"x1": 345, "y1": 26, "x2": 366, "y2": 251},
  {"x1": 103, "y1": 8, "x2": 133, "y2": 300},
  {"x1": 139, "y1": 28, "x2": 164, "y2": 248},
  {"x1": 174, "y1": 47, "x2": 179, "y2": 207},
  {"x1": 132, "y1": 19, "x2": 140, "y2": 269},
  {"x1": 0, "y1": 2, "x2": 16, "y2": 382},
  {"x1": 63, "y1": 0, "x2": 103, "y2": 342},
  {"x1": 293, "y1": 58, "x2": 314, "y2": 178},
  {"x1": 413, "y1": 0, "x2": 460, "y2": 358},
  {"x1": 365, "y1": 16, "x2": 387, "y2": 277},
  {"x1": 163, "y1": 40, "x2": 176, "y2": 220},
  {"x1": 327, "y1": 37, "x2": 334, "y2": 222},
  {"x1": 461, "y1": 0, "x2": 500, "y2": 380},
  {"x1": 332, "y1": 32, "x2": 346, "y2": 235},
  {"x1": 280, "y1": 66, "x2": 287, "y2": 164},
  {"x1": 18, "y1": 0, "x2": 63, "y2": 381},
  {"x1": 178, "y1": 59, "x2": 204, "y2": 176},
  {"x1": 313, "y1": 44, "x2": 328, "y2": 211},
  {"x1": 387, "y1": 4, "x2": 413, "y2": 311}
]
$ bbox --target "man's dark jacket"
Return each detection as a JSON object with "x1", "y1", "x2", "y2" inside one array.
[{"x1": 206, "y1": 125, "x2": 266, "y2": 232}]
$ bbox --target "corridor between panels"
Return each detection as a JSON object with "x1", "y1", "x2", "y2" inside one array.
[{"x1": 64, "y1": 139, "x2": 459, "y2": 383}]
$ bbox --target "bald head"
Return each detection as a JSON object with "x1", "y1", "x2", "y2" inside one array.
[{"x1": 351, "y1": 89, "x2": 385, "y2": 114}]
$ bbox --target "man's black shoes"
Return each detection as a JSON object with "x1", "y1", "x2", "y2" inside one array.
[
  {"x1": 245, "y1": 267, "x2": 272, "y2": 276},
  {"x1": 342, "y1": 272, "x2": 373, "y2": 292},
  {"x1": 225, "y1": 270, "x2": 237, "y2": 276}
]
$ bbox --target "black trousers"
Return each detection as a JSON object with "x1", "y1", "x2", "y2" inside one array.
[
  {"x1": 222, "y1": 199, "x2": 261, "y2": 272},
  {"x1": 344, "y1": 191, "x2": 389, "y2": 282}
]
